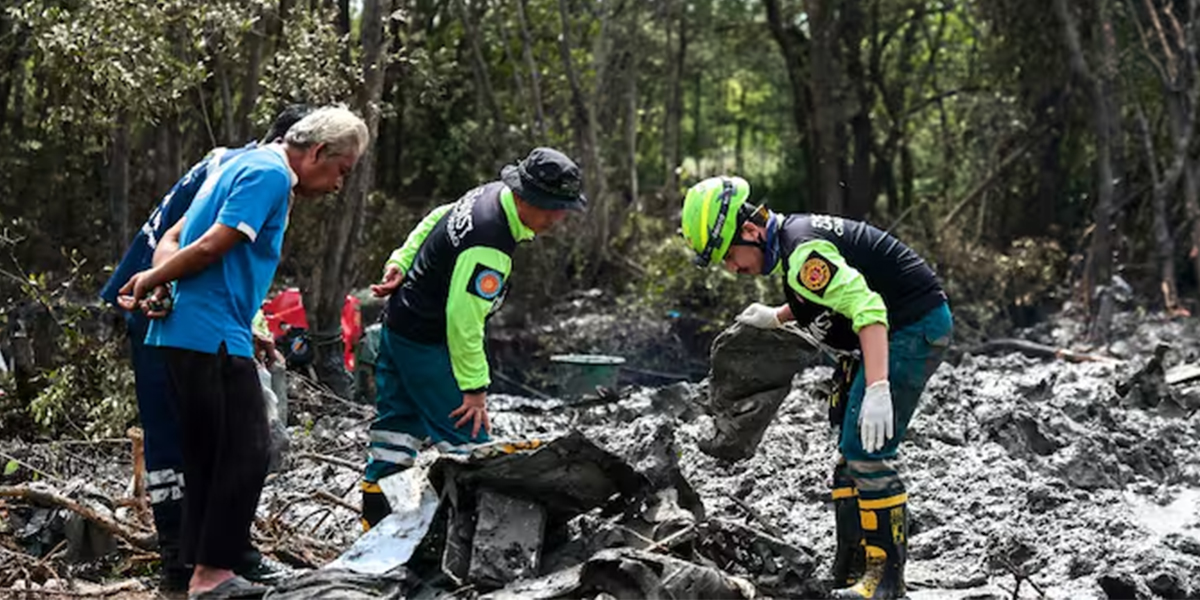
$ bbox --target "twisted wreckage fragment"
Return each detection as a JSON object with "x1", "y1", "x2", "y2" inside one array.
[{"x1": 268, "y1": 429, "x2": 818, "y2": 599}]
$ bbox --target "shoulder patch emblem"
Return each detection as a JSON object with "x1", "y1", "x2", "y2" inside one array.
[
  {"x1": 799, "y1": 252, "x2": 837, "y2": 296},
  {"x1": 468, "y1": 264, "x2": 505, "y2": 300}
]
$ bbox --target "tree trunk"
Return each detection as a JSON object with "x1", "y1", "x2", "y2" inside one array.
[
  {"x1": 1135, "y1": 105, "x2": 1181, "y2": 312},
  {"x1": 305, "y1": 0, "x2": 394, "y2": 396},
  {"x1": 216, "y1": 53, "x2": 237, "y2": 144},
  {"x1": 238, "y1": 11, "x2": 265, "y2": 143},
  {"x1": 154, "y1": 119, "x2": 177, "y2": 199},
  {"x1": 108, "y1": 114, "x2": 131, "y2": 262},
  {"x1": 337, "y1": 0, "x2": 352, "y2": 63},
  {"x1": 625, "y1": 0, "x2": 639, "y2": 209},
  {"x1": 735, "y1": 85, "x2": 747, "y2": 175},
  {"x1": 842, "y1": 0, "x2": 873, "y2": 219},
  {"x1": 764, "y1": 0, "x2": 809, "y2": 146},
  {"x1": 804, "y1": 0, "x2": 844, "y2": 215},
  {"x1": 1029, "y1": 96, "x2": 1066, "y2": 239},
  {"x1": 847, "y1": 106, "x2": 873, "y2": 218},
  {"x1": 662, "y1": 0, "x2": 687, "y2": 199},
  {"x1": 496, "y1": 14, "x2": 532, "y2": 141},
  {"x1": 267, "y1": 0, "x2": 294, "y2": 55},
  {"x1": 456, "y1": 0, "x2": 504, "y2": 141},
  {"x1": 0, "y1": 17, "x2": 24, "y2": 137},
  {"x1": 1054, "y1": 0, "x2": 1118, "y2": 342},
  {"x1": 10, "y1": 41, "x2": 26, "y2": 141},
  {"x1": 514, "y1": 0, "x2": 547, "y2": 140},
  {"x1": 1186, "y1": 161, "x2": 1200, "y2": 295},
  {"x1": 557, "y1": 0, "x2": 607, "y2": 266}
]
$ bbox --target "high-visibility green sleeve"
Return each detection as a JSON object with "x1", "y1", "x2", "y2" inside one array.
[
  {"x1": 384, "y1": 203, "x2": 454, "y2": 274},
  {"x1": 786, "y1": 239, "x2": 888, "y2": 332},
  {"x1": 445, "y1": 246, "x2": 512, "y2": 392}
]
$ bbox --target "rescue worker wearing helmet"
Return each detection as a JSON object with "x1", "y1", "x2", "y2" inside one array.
[{"x1": 680, "y1": 176, "x2": 952, "y2": 600}]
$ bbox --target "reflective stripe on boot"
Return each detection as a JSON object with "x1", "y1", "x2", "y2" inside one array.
[{"x1": 831, "y1": 494, "x2": 907, "y2": 599}]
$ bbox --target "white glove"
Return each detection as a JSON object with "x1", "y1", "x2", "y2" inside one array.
[
  {"x1": 859, "y1": 380, "x2": 894, "y2": 453},
  {"x1": 736, "y1": 303, "x2": 782, "y2": 329}
]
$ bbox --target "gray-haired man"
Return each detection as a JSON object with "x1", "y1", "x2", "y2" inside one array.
[{"x1": 120, "y1": 106, "x2": 369, "y2": 598}]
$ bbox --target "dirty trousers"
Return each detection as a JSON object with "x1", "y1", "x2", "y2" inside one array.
[
  {"x1": 838, "y1": 302, "x2": 952, "y2": 500},
  {"x1": 364, "y1": 327, "x2": 490, "y2": 483},
  {"x1": 164, "y1": 344, "x2": 270, "y2": 569}
]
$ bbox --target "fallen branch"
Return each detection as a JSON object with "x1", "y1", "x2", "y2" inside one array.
[
  {"x1": 127, "y1": 427, "x2": 152, "y2": 528},
  {"x1": 0, "y1": 451, "x2": 65, "y2": 483},
  {"x1": 999, "y1": 555, "x2": 1047, "y2": 599},
  {"x1": 0, "y1": 485, "x2": 156, "y2": 551},
  {"x1": 617, "y1": 523, "x2": 696, "y2": 555},
  {"x1": 968, "y1": 338, "x2": 1117, "y2": 363},
  {"x1": 293, "y1": 373, "x2": 372, "y2": 416},
  {"x1": 0, "y1": 579, "x2": 147, "y2": 597},
  {"x1": 312, "y1": 489, "x2": 361, "y2": 514},
  {"x1": 310, "y1": 477, "x2": 360, "y2": 535},
  {"x1": 492, "y1": 370, "x2": 555, "y2": 401},
  {"x1": 295, "y1": 452, "x2": 360, "y2": 472},
  {"x1": 724, "y1": 492, "x2": 784, "y2": 539},
  {"x1": 942, "y1": 128, "x2": 1047, "y2": 229},
  {"x1": 619, "y1": 366, "x2": 694, "y2": 382}
]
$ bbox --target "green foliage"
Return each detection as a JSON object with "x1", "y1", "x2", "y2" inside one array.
[
  {"x1": 0, "y1": 237, "x2": 136, "y2": 440},
  {"x1": 932, "y1": 232, "x2": 1070, "y2": 342},
  {"x1": 27, "y1": 340, "x2": 137, "y2": 440},
  {"x1": 2, "y1": 0, "x2": 1194, "y2": 387},
  {"x1": 616, "y1": 212, "x2": 782, "y2": 327},
  {"x1": 9, "y1": 0, "x2": 212, "y2": 126},
  {"x1": 254, "y1": 3, "x2": 358, "y2": 123}
]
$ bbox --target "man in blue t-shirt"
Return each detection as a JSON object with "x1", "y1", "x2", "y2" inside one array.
[
  {"x1": 119, "y1": 106, "x2": 369, "y2": 599},
  {"x1": 99, "y1": 105, "x2": 311, "y2": 591}
]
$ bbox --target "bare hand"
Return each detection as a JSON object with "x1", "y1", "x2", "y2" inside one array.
[
  {"x1": 118, "y1": 271, "x2": 170, "y2": 318},
  {"x1": 254, "y1": 332, "x2": 278, "y2": 367},
  {"x1": 370, "y1": 265, "x2": 403, "y2": 298},
  {"x1": 449, "y1": 391, "x2": 490, "y2": 438}
]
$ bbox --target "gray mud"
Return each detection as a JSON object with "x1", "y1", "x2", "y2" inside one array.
[
  {"x1": 5, "y1": 311, "x2": 1200, "y2": 599},
  {"x1": 487, "y1": 311, "x2": 1200, "y2": 599}
]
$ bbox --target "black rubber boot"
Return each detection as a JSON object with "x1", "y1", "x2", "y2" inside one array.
[
  {"x1": 831, "y1": 461, "x2": 866, "y2": 586},
  {"x1": 361, "y1": 480, "x2": 392, "y2": 532},
  {"x1": 831, "y1": 495, "x2": 907, "y2": 599},
  {"x1": 151, "y1": 499, "x2": 190, "y2": 593}
]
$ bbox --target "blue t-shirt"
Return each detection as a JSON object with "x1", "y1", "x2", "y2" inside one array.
[
  {"x1": 146, "y1": 146, "x2": 294, "y2": 358},
  {"x1": 99, "y1": 143, "x2": 258, "y2": 307}
]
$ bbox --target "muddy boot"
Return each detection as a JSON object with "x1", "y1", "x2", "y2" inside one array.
[
  {"x1": 831, "y1": 463, "x2": 865, "y2": 586},
  {"x1": 361, "y1": 480, "x2": 392, "y2": 532},
  {"x1": 831, "y1": 494, "x2": 907, "y2": 599}
]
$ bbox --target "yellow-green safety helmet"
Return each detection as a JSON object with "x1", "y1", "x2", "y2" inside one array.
[{"x1": 680, "y1": 176, "x2": 752, "y2": 266}]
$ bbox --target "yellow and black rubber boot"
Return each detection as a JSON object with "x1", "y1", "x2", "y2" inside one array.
[
  {"x1": 831, "y1": 460, "x2": 866, "y2": 586},
  {"x1": 361, "y1": 480, "x2": 392, "y2": 532},
  {"x1": 831, "y1": 493, "x2": 907, "y2": 599}
]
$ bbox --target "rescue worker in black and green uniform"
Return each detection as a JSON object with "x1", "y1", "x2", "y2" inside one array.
[
  {"x1": 360, "y1": 147, "x2": 587, "y2": 530},
  {"x1": 680, "y1": 176, "x2": 952, "y2": 599}
]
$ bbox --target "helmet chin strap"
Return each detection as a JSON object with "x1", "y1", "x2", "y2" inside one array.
[{"x1": 759, "y1": 211, "x2": 781, "y2": 275}]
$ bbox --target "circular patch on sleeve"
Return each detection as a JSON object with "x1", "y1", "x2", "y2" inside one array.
[
  {"x1": 800, "y1": 256, "x2": 833, "y2": 293},
  {"x1": 473, "y1": 269, "x2": 504, "y2": 300}
]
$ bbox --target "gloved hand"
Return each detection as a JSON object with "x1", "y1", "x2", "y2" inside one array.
[
  {"x1": 736, "y1": 303, "x2": 782, "y2": 329},
  {"x1": 859, "y1": 380, "x2": 894, "y2": 453}
]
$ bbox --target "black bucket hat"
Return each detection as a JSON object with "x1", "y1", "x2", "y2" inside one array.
[{"x1": 500, "y1": 147, "x2": 588, "y2": 212}]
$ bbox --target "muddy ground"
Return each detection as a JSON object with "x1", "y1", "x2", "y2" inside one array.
[{"x1": 3, "y1": 309, "x2": 1200, "y2": 599}]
